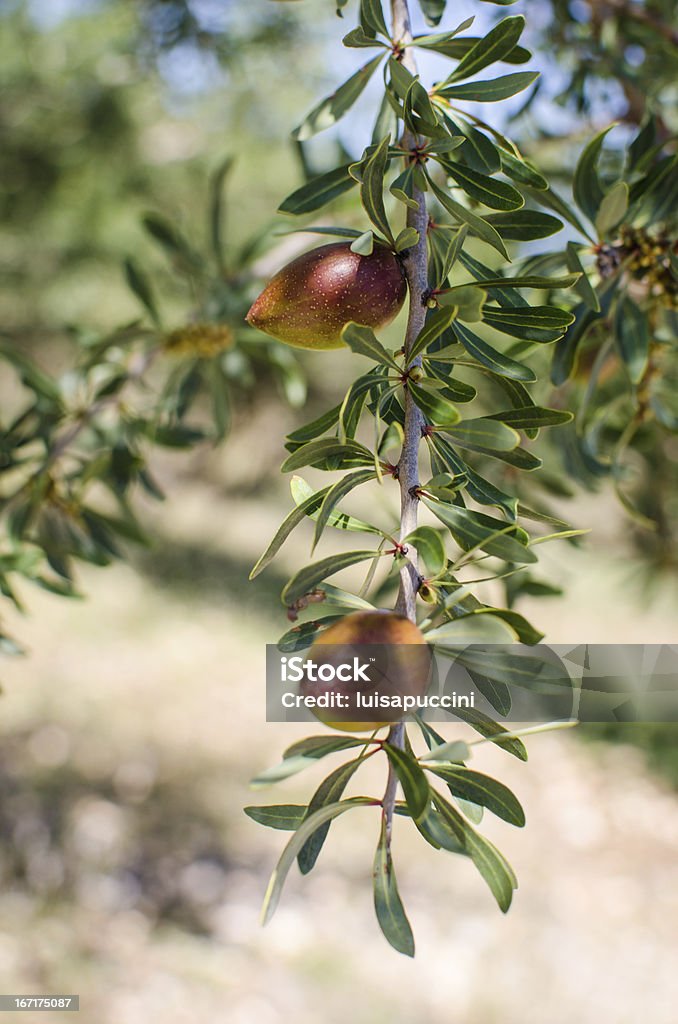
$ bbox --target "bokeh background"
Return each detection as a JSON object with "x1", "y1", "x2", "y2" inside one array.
[{"x1": 1, "y1": 1, "x2": 678, "y2": 1021}]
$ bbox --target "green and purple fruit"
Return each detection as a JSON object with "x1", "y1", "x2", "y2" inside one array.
[{"x1": 246, "y1": 242, "x2": 407, "y2": 350}]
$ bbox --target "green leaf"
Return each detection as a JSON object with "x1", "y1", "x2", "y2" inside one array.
[
  {"x1": 394, "y1": 226, "x2": 420, "y2": 252},
  {"x1": 453, "y1": 706, "x2": 528, "y2": 759},
  {"x1": 208, "y1": 155, "x2": 234, "y2": 273},
  {"x1": 429, "y1": 767, "x2": 525, "y2": 826},
  {"x1": 293, "y1": 55, "x2": 384, "y2": 140},
  {"x1": 453, "y1": 607, "x2": 544, "y2": 644},
  {"x1": 341, "y1": 322, "x2": 401, "y2": 368},
  {"x1": 373, "y1": 819, "x2": 415, "y2": 956},
  {"x1": 431, "y1": 793, "x2": 516, "y2": 911},
  {"x1": 409, "y1": 382, "x2": 461, "y2": 426},
  {"x1": 261, "y1": 799, "x2": 377, "y2": 924},
  {"x1": 426, "y1": 615, "x2": 518, "y2": 645},
  {"x1": 484, "y1": 209, "x2": 562, "y2": 240},
  {"x1": 417, "y1": 0, "x2": 447, "y2": 28},
  {"x1": 403, "y1": 526, "x2": 446, "y2": 575},
  {"x1": 424, "y1": 499, "x2": 537, "y2": 564},
  {"x1": 244, "y1": 805, "x2": 308, "y2": 830},
  {"x1": 615, "y1": 296, "x2": 649, "y2": 384},
  {"x1": 444, "y1": 161, "x2": 523, "y2": 211},
  {"x1": 468, "y1": 272, "x2": 579, "y2": 291},
  {"x1": 360, "y1": 0, "x2": 390, "y2": 36},
  {"x1": 278, "y1": 164, "x2": 356, "y2": 215},
  {"x1": 453, "y1": 323, "x2": 536, "y2": 381},
  {"x1": 419, "y1": 738, "x2": 470, "y2": 762},
  {"x1": 482, "y1": 306, "x2": 574, "y2": 343},
  {"x1": 550, "y1": 302, "x2": 600, "y2": 386},
  {"x1": 442, "y1": 417, "x2": 520, "y2": 451},
  {"x1": 350, "y1": 230, "x2": 375, "y2": 255},
  {"x1": 284, "y1": 735, "x2": 371, "y2": 759},
  {"x1": 250, "y1": 755, "x2": 321, "y2": 787},
  {"x1": 573, "y1": 124, "x2": 616, "y2": 224},
  {"x1": 298, "y1": 758, "x2": 363, "y2": 872},
  {"x1": 281, "y1": 437, "x2": 374, "y2": 473},
  {"x1": 123, "y1": 258, "x2": 160, "y2": 326},
  {"x1": 343, "y1": 26, "x2": 389, "y2": 48},
  {"x1": 409, "y1": 307, "x2": 458, "y2": 362},
  {"x1": 313, "y1": 468, "x2": 377, "y2": 550},
  {"x1": 595, "y1": 180, "x2": 629, "y2": 239},
  {"x1": 361, "y1": 136, "x2": 395, "y2": 243},
  {"x1": 287, "y1": 406, "x2": 341, "y2": 445},
  {"x1": 486, "y1": 406, "x2": 573, "y2": 428},
  {"x1": 384, "y1": 744, "x2": 430, "y2": 821},
  {"x1": 282, "y1": 549, "x2": 387, "y2": 605},
  {"x1": 436, "y1": 285, "x2": 486, "y2": 322},
  {"x1": 499, "y1": 148, "x2": 548, "y2": 190},
  {"x1": 291, "y1": 474, "x2": 382, "y2": 537},
  {"x1": 530, "y1": 185, "x2": 593, "y2": 240},
  {"x1": 446, "y1": 15, "x2": 525, "y2": 82},
  {"x1": 428, "y1": 179, "x2": 509, "y2": 259},
  {"x1": 566, "y1": 243, "x2": 600, "y2": 312},
  {"x1": 437, "y1": 71, "x2": 537, "y2": 102}
]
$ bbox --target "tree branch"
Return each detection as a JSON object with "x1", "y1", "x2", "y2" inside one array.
[{"x1": 383, "y1": 0, "x2": 429, "y2": 840}]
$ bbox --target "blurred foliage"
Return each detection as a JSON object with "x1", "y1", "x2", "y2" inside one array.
[{"x1": 580, "y1": 723, "x2": 678, "y2": 790}]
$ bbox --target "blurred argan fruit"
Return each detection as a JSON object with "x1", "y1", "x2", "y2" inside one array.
[
  {"x1": 301, "y1": 610, "x2": 431, "y2": 732},
  {"x1": 246, "y1": 242, "x2": 407, "y2": 350}
]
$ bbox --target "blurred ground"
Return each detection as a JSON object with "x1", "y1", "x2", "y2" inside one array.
[{"x1": 1, "y1": 474, "x2": 678, "y2": 1024}]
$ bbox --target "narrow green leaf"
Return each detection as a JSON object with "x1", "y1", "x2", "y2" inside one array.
[
  {"x1": 484, "y1": 209, "x2": 562, "y2": 240},
  {"x1": 483, "y1": 306, "x2": 574, "y2": 343},
  {"x1": 437, "y1": 71, "x2": 537, "y2": 102},
  {"x1": 444, "y1": 161, "x2": 524, "y2": 211},
  {"x1": 293, "y1": 55, "x2": 384, "y2": 140},
  {"x1": 361, "y1": 136, "x2": 395, "y2": 243},
  {"x1": 123, "y1": 258, "x2": 159, "y2": 326},
  {"x1": 615, "y1": 296, "x2": 649, "y2": 384},
  {"x1": 566, "y1": 243, "x2": 600, "y2": 312},
  {"x1": 373, "y1": 819, "x2": 415, "y2": 956},
  {"x1": 298, "y1": 758, "x2": 363, "y2": 872},
  {"x1": 446, "y1": 15, "x2": 525, "y2": 82},
  {"x1": 403, "y1": 526, "x2": 446, "y2": 575},
  {"x1": 278, "y1": 164, "x2": 356, "y2": 215},
  {"x1": 428, "y1": 179, "x2": 509, "y2": 259},
  {"x1": 573, "y1": 124, "x2": 616, "y2": 224},
  {"x1": 281, "y1": 437, "x2": 374, "y2": 473},
  {"x1": 453, "y1": 706, "x2": 528, "y2": 759},
  {"x1": 410, "y1": 382, "x2": 461, "y2": 425},
  {"x1": 595, "y1": 180, "x2": 629, "y2": 239},
  {"x1": 424, "y1": 499, "x2": 537, "y2": 564},
  {"x1": 442, "y1": 417, "x2": 520, "y2": 451},
  {"x1": 453, "y1": 323, "x2": 536, "y2": 381},
  {"x1": 486, "y1": 406, "x2": 573, "y2": 428},
  {"x1": 341, "y1": 322, "x2": 401, "y2": 368},
  {"x1": 282, "y1": 549, "x2": 387, "y2": 605},
  {"x1": 384, "y1": 744, "x2": 430, "y2": 821},
  {"x1": 429, "y1": 767, "x2": 525, "y2": 826},
  {"x1": 261, "y1": 799, "x2": 376, "y2": 924},
  {"x1": 244, "y1": 805, "x2": 308, "y2": 830},
  {"x1": 313, "y1": 468, "x2": 377, "y2": 550},
  {"x1": 250, "y1": 483, "x2": 329, "y2": 579}
]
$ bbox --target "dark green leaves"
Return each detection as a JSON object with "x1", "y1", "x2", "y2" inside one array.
[
  {"x1": 261, "y1": 798, "x2": 377, "y2": 924},
  {"x1": 244, "y1": 805, "x2": 307, "y2": 830},
  {"x1": 428, "y1": 767, "x2": 525, "y2": 826},
  {"x1": 360, "y1": 136, "x2": 396, "y2": 243},
  {"x1": 482, "y1": 306, "x2": 575, "y2": 343},
  {"x1": 278, "y1": 164, "x2": 356, "y2": 215},
  {"x1": 444, "y1": 162, "x2": 524, "y2": 211},
  {"x1": 341, "y1": 322, "x2": 400, "y2": 368},
  {"x1": 436, "y1": 71, "x2": 538, "y2": 103},
  {"x1": 298, "y1": 758, "x2": 364, "y2": 872},
  {"x1": 485, "y1": 210, "x2": 563, "y2": 240},
  {"x1": 282, "y1": 549, "x2": 386, "y2": 606},
  {"x1": 615, "y1": 296, "x2": 649, "y2": 384},
  {"x1": 445, "y1": 15, "x2": 526, "y2": 82},
  {"x1": 572, "y1": 124, "x2": 616, "y2": 224},
  {"x1": 424, "y1": 498, "x2": 537, "y2": 563},
  {"x1": 384, "y1": 744, "x2": 430, "y2": 821},
  {"x1": 293, "y1": 55, "x2": 384, "y2": 140},
  {"x1": 373, "y1": 819, "x2": 415, "y2": 956}
]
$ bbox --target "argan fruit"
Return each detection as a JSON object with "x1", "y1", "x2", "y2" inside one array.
[
  {"x1": 301, "y1": 610, "x2": 431, "y2": 732},
  {"x1": 246, "y1": 242, "x2": 407, "y2": 350}
]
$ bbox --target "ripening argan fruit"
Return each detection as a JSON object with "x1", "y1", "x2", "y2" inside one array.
[
  {"x1": 301, "y1": 610, "x2": 432, "y2": 732},
  {"x1": 246, "y1": 242, "x2": 407, "y2": 350}
]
